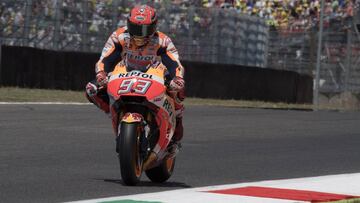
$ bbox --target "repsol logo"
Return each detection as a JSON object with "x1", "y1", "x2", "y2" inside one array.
[
  {"x1": 119, "y1": 71, "x2": 153, "y2": 79},
  {"x1": 127, "y1": 54, "x2": 155, "y2": 61},
  {"x1": 162, "y1": 99, "x2": 173, "y2": 117}
]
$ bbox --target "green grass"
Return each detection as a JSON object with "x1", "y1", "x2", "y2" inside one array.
[
  {"x1": 0, "y1": 87, "x2": 88, "y2": 103},
  {"x1": 327, "y1": 198, "x2": 360, "y2": 203},
  {"x1": 184, "y1": 97, "x2": 313, "y2": 110},
  {"x1": 0, "y1": 87, "x2": 337, "y2": 110}
]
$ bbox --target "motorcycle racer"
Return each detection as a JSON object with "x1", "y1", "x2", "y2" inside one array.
[{"x1": 85, "y1": 5, "x2": 185, "y2": 149}]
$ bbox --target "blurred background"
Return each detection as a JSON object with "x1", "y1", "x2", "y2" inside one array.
[{"x1": 0, "y1": 0, "x2": 359, "y2": 107}]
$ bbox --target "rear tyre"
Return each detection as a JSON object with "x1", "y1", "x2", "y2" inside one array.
[
  {"x1": 118, "y1": 122, "x2": 143, "y2": 186},
  {"x1": 145, "y1": 156, "x2": 176, "y2": 183}
]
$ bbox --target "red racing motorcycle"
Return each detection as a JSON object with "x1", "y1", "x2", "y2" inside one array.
[{"x1": 107, "y1": 62, "x2": 177, "y2": 186}]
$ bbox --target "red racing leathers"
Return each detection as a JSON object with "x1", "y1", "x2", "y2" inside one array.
[{"x1": 86, "y1": 26, "x2": 185, "y2": 142}]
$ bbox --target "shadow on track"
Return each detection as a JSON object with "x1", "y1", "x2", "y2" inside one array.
[{"x1": 101, "y1": 179, "x2": 192, "y2": 188}]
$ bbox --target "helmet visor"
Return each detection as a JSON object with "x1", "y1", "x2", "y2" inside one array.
[{"x1": 127, "y1": 19, "x2": 156, "y2": 37}]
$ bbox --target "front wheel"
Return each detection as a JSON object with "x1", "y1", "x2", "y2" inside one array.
[
  {"x1": 145, "y1": 156, "x2": 176, "y2": 183},
  {"x1": 118, "y1": 122, "x2": 143, "y2": 186}
]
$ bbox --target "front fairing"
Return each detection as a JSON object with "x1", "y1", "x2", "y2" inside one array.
[{"x1": 107, "y1": 67, "x2": 166, "y2": 102}]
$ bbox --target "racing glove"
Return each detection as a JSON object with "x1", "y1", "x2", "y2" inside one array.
[
  {"x1": 86, "y1": 82, "x2": 98, "y2": 96},
  {"x1": 96, "y1": 71, "x2": 108, "y2": 87},
  {"x1": 169, "y1": 76, "x2": 185, "y2": 92}
]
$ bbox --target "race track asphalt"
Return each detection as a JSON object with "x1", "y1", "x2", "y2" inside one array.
[{"x1": 0, "y1": 104, "x2": 360, "y2": 202}]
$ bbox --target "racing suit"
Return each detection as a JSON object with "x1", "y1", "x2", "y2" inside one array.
[{"x1": 85, "y1": 26, "x2": 185, "y2": 142}]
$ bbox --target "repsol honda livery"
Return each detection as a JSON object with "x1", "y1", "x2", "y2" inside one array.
[{"x1": 107, "y1": 62, "x2": 178, "y2": 185}]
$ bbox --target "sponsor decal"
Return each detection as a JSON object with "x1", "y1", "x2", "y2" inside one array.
[
  {"x1": 118, "y1": 71, "x2": 153, "y2": 79},
  {"x1": 127, "y1": 53, "x2": 155, "y2": 61},
  {"x1": 122, "y1": 113, "x2": 143, "y2": 123},
  {"x1": 162, "y1": 98, "x2": 173, "y2": 117}
]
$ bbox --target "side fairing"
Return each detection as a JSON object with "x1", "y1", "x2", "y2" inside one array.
[{"x1": 152, "y1": 94, "x2": 176, "y2": 152}]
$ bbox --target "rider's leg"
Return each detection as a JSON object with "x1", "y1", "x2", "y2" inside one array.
[
  {"x1": 167, "y1": 90, "x2": 184, "y2": 156},
  {"x1": 173, "y1": 103, "x2": 184, "y2": 142},
  {"x1": 172, "y1": 88, "x2": 185, "y2": 142},
  {"x1": 85, "y1": 80, "x2": 110, "y2": 113}
]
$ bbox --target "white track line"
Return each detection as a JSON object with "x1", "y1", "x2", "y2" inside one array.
[{"x1": 68, "y1": 173, "x2": 360, "y2": 203}]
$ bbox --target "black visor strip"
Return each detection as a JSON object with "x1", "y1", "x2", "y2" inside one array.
[{"x1": 127, "y1": 19, "x2": 156, "y2": 37}]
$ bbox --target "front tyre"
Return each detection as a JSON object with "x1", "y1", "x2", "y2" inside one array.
[
  {"x1": 145, "y1": 156, "x2": 176, "y2": 183},
  {"x1": 118, "y1": 122, "x2": 143, "y2": 186}
]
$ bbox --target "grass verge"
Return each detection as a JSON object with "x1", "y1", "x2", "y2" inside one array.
[
  {"x1": 0, "y1": 87, "x2": 89, "y2": 103},
  {"x1": 327, "y1": 198, "x2": 360, "y2": 203},
  {"x1": 0, "y1": 87, "x2": 337, "y2": 110}
]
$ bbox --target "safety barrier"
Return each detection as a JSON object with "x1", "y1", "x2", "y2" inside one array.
[{"x1": 0, "y1": 46, "x2": 312, "y2": 103}]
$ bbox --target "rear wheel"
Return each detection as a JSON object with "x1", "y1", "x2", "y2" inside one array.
[
  {"x1": 118, "y1": 122, "x2": 143, "y2": 186},
  {"x1": 145, "y1": 156, "x2": 176, "y2": 183}
]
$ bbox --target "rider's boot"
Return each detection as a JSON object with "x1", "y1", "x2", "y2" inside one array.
[
  {"x1": 169, "y1": 117, "x2": 183, "y2": 156},
  {"x1": 168, "y1": 102, "x2": 184, "y2": 157}
]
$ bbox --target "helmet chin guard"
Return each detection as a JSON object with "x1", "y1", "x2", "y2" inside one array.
[{"x1": 132, "y1": 36, "x2": 149, "y2": 47}]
